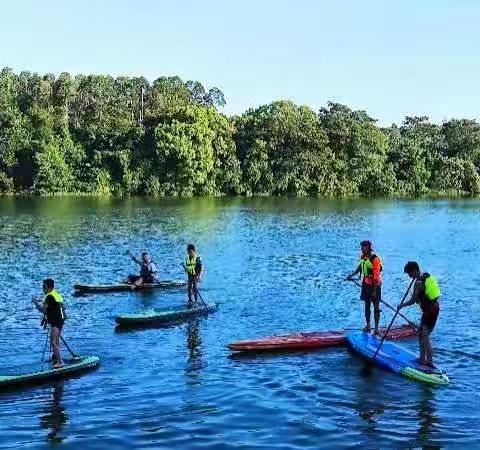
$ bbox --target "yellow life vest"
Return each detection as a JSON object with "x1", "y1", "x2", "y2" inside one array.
[
  {"x1": 359, "y1": 254, "x2": 383, "y2": 277},
  {"x1": 185, "y1": 255, "x2": 200, "y2": 275},
  {"x1": 424, "y1": 275, "x2": 441, "y2": 301},
  {"x1": 43, "y1": 289, "x2": 64, "y2": 320},
  {"x1": 44, "y1": 289, "x2": 63, "y2": 304}
]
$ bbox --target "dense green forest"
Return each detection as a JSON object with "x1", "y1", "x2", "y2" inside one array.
[{"x1": 1, "y1": 67, "x2": 480, "y2": 196}]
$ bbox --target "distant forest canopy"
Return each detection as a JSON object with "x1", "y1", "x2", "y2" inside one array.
[{"x1": 1, "y1": 67, "x2": 480, "y2": 196}]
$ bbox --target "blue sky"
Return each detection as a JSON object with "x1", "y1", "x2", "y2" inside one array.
[{"x1": 1, "y1": 0, "x2": 479, "y2": 124}]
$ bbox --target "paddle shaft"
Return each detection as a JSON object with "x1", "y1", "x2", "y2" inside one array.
[
  {"x1": 347, "y1": 279, "x2": 418, "y2": 330},
  {"x1": 60, "y1": 334, "x2": 78, "y2": 358},
  {"x1": 373, "y1": 278, "x2": 415, "y2": 359},
  {"x1": 41, "y1": 328, "x2": 50, "y2": 362}
]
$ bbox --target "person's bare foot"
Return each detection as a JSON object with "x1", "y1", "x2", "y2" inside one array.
[
  {"x1": 373, "y1": 328, "x2": 380, "y2": 336},
  {"x1": 52, "y1": 362, "x2": 64, "y2": 369},
  {"x1": 363, "y1": 325, "x2": 371, "y2": 333}
]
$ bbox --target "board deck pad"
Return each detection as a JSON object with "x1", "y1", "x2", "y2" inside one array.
[
  {"x1": 346, "y1": 331, "x2": 449, "y2": 385},
  {"x1": 228, "y1": 325, "x2": 416, "y2": 352},
  {"x1": 0, "y1": 356, "x2": 100, "y2": 388}
]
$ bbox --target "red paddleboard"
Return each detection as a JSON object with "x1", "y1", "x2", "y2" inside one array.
[{"x1": 228, "y1": 325, "x2": 416, "y2": 352}]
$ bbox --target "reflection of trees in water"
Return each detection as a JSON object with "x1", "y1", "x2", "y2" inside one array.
[
  {"x1": 39, "y1": 380, "x2": 69, "y2": 443},
  {"x1": 0, "y1": 196, "x2": 234, "y2": 253}
]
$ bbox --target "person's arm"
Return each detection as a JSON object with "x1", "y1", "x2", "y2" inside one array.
[
  {"x1": 196, "y1": 258, "x2": 203, "y2": 280},
  {"x1": 128, "y1": 250, "x2": 141, "y2": 266},
  {"x1": 32, "y1": 297, "x2": 46, "y2": 313},
  {"x1": 61, "y1": 304, "x2": 68, "y2": 320},
  {"x1": 372, "y1": 257, "x2": 381, "y2": 287},
  {"x1": 400, "y1": 281, "x2": 421, "y2": 309},
  {"x1": 150, "y1": 262, "x2": 158, "y2": 276},
  {"x1": 346, "y1": 264, "x2": 361, "y2": 280}
]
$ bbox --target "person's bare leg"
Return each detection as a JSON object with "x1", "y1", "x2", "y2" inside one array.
[
  {"x1": 188, "y1": 279, "x2": 193, "y2": 304},
  {"x1": 418, "y1": 327, "x2": 427, "y2": 365},
  {"x1": 51, "y1": 328, "x2": 64, "y2": 368},
  {"x1": 364, "y1": 298, "x2": 371, "y2": 332},
  {"x1": 424, "y1": 328, "x2": 433, "y2": 365},
  {"x1": 131, "y1": 276, "x2": 144, "y2": 290},
  {"x1": 193, "y1": 278, "x2": 198, "y2": 305},
  {"x1": 373, "y1": 298, "x2": 380, "y2": 335}
]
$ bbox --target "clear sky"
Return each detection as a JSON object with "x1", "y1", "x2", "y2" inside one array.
[{"x1": 1, "y1": 0, "x2": 479, "y2": 124}]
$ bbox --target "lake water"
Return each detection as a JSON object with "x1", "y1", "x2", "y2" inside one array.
[{"x1": 0, "y1": 197, "x2": 479, "y2": 449}]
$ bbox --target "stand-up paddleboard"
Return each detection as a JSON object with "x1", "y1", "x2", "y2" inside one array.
[
  {"x1": 115, "y1": 303, "x2": 219, "y2": 327},
  {"x1": 0, "y1": 356, "x2": 100, "y2": 389},
  {"x1": 228, "y1": 325, "x2": 416, "y2": 352},
  {"x1": 346, "y1": 331, "x2": 449, "y2": 385},
  {"x1": 74, "y1": 280, "x2": 186, "y2": 293}
]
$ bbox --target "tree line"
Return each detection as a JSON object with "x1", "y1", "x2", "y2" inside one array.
[{"x1": 1, "y1": 67, "x2": 479, "y2": 196}]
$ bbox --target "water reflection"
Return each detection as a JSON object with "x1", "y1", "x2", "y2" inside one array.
[
  {"x1": 185, "y1": 320, "x2": 204, "y2": 380},
  {"x1": 39, "y1": 381, "x2": 68, "y2": 443},
  {"x1": 354, "y1": 362, "x2": 386, "y2": 428},
  {"x1": 415, "y1": 389, "x2": 439, "y2": 445}
]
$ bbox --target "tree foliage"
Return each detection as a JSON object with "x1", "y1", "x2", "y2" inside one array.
[{"x1": 0, "y1": 68, "x2": 479, "y2": 196}]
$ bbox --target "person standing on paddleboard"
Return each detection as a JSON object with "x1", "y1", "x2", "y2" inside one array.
[
  {"x1": 127, "y1": 251, "x2": 158, "y2": 290},
  {"x1": 32, "y1": 279, "x2": 66, "y2": 368},
  {"x1": 399, "y1": 261, "x2": 440, "y2": 367},
  {"x1": 183, "y1": 244, "x2": 203, "y2": 305},
  {"x1": 347, "y1": 240, "x2": 383, "y2": 335}
]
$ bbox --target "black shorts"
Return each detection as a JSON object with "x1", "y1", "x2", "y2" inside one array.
[
  {"x1": 420, "y1": 300, "x2": 439, "y2": 332},
  {"x1": 361, "y1": 284, "x2": 381, "y2": 302},
  {"x1": 49, "y1": 320, "x2": 64, "y2": 332}
]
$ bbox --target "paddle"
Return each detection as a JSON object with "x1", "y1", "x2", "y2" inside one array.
[
  {"x1": 41, "y1": 328, "x2": 50, "y2": 363},
  {"x1": 345, "y1": 278, "x2": 418, "y2": 330},
  {"x1": 373, "y1": 278, "x2": 415, "y2": 359},
  {"x1": 181, "y1": 263, "x2": 208, "y2": 308},
  {"x1": 60, "y1": 335, "x2": 78, "y2": 358}
]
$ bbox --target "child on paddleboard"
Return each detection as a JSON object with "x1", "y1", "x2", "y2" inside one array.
[
  {"x1": 32, "y1": 279, "x2": 66, "y2": 368},
  {"x1": 183, "y1": 244, "x2": 203, "y2": 305}
]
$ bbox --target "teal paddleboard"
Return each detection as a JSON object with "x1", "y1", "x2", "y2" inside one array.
[
  {"x1": 115, "y1": 303, "x2": 219, "y2": 327},
  {"x1": 0, "y1": 356, "x2": 100, "y2": 389}
]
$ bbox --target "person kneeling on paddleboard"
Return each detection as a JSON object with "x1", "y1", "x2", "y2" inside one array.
[
  {"x1": 183, "y1": 244, "x2": 203, "y2": 306},
  {"x1": 347, "y1": 240, "x2": 383, "y2": 335},
  {"x1": 32, "y1": 279, "x2": 66, "y2": 368},
  {"x1": 399, "y1": 261, "x2": 440, "y2": 368},
  {"x1": 127, "y1": 251, "x2": 158, "y2": 290}
]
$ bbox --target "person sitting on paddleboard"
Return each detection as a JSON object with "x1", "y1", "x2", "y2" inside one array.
[
  {"x1": 399, "y1": 261, "x2": 440, "y2": 368},
  {"x1": 127, "y1": 251, "x2": 158, "y2": 289},
  {"x1": 32, "y1": 278, "x2": 66, "y2": 368},
  {"x1": 183, "y1": 244, "x2": 203, "y2": 305},
  {"x1": 347, "y1": 240, "x2": 383, "y2": 335}
]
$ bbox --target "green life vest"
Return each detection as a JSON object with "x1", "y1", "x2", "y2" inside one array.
[
  {"x1": 44, "y1": 289, "x2": 63, "y2": 304},
  {"x1": 424, "y1": 275, "x2": 441, "y2": 301},
  {"x1": 185, "y1": 255, "x2": 200, "y2": 275},
  {"x1": 360, "y1": 254, "x2": 383, "y2": 277},
  {"x1": 43, "y1": 289, "x2": 64, "y2": 320}
]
